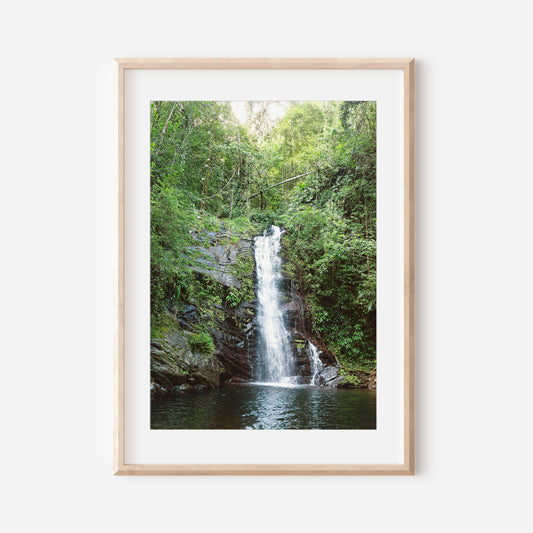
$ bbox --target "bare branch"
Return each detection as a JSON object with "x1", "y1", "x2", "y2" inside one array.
[{"x1": 248, "y1": 171, "x2": 313, "y2": 201}]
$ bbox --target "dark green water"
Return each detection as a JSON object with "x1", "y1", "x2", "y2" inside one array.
[{"x1": 151, "y1": 383, "x2": 376, "y2": 430}]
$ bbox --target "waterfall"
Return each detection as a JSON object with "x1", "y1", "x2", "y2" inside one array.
[
  {"x1": 308, "y1": 342, "x2": 324, "y2": 385},
  {"x1": 254, "y1": 225, "x2": 294, "y2": 383}
]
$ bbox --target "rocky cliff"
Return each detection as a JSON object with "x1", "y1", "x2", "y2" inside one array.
[
  {"x1": 151, "y1": 226, "x2": 258, "y2": 401},
  {"x1": 151, "y1": 226, "x2": 374, "y2": 401}
]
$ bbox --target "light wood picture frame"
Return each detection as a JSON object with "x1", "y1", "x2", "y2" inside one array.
[{"x1": 114, "y1": 58, "x2": 415, "y2": 475}]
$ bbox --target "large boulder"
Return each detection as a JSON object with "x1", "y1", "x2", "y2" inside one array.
[
  {"x1": 327, "y1": 370, "x2": 377, "y2": 390},
  {"x1": 150, "y1": 327, "x2": 224, "y2": 402}
]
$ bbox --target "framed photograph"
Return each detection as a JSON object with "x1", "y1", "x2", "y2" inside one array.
[{"x1": 114, "y1": 58, "x2": 414, "y2": 475}]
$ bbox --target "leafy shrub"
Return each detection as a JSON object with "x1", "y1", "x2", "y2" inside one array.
[
  {"x1": 338, "y1": 374, "x2": 361, "y2": 388},
  {"x1": 250, "y1": 211, "x2": 277, "y2": 230},
  {"x1": 225, "y1": 287, "x2": 242, "y2": 308},
  {"x1": 188, "y1": 330, "x2": 215, "y2": 357}
]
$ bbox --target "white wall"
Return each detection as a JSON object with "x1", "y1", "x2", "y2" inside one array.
[{"x1": 1, "y1": 1, "x2": 532, "y2": 531}]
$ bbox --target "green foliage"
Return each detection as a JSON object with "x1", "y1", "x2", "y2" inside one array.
[
  {"x1": 249, "y1": 210, "x2": 278, "y2": 230},
  {"x1": 150, "y1": 184, "x2": 195, "y2": 325},
  {"x1": 227, "y1": 255, "x2": 255, "y2": 308},
  {"x1": 338, "y1": 374, "x2": 361, "y2": 388},
  {"x1": 278, "y1": 102, "x2": 377, "y2": 366},
  {"x1": 188, "y1": 274, "x2": 224, "y2": 312},
  {"x1": 223, "y1": 215, "x2": 259, "y2": 238},
  {"x1": 188, "y1": 329, "x2": 215, "y2": 357},
  {"x1": 150, "y1": 99, "x2": 376, "y2": 371},
  {"x1": 225, "y1": 287, "x2": 242, "y2": 308},
  {"x1": 151, "y1": 312, "x2": 179, "y2": 341},
  {"x1": 277, "y1": 103, "x2": 325, "y2": 155}
]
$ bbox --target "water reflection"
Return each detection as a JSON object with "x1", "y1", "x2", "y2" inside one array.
[{"x1": 151, "y1": 384, "x2": 376, "y2": 430}]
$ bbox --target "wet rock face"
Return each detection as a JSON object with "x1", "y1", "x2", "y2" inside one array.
[
  {"x1": 279, "y1": 255, "x2": 340, "y2": 385},
  {"x1": 319, "y1": 365, "x2": 339, "y2": 384},
  {"x1": 190, "y1": 233, "x2": 257, "y2": 382},
  {"x1": 151, "y1": 228, "x2": 258, "y2": 401},
  {"x1": 188, "y1": 238, "x2": 252, "y2": 288},
  {"x1": 150, "y1": 330, "x2": 224, "y2": 402},
  {"x1": 210, "y1": 301, "x2": 257, "y2": 382},
  {"x1": 287, "y1": 333, "x2": 339, "y2": 386}
]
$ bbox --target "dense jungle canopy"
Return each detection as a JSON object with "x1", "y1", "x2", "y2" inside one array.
[{"x1": 150, "y1": 100, "x2": 377, "y2": 370}]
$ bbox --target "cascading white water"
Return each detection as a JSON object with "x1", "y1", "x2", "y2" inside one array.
[
  {"x1": 254, "y1": 226, "x2": 294, "y2": 383},
  {"x1": 308, "y1": 342, "x2": 324, "y2": 385}
]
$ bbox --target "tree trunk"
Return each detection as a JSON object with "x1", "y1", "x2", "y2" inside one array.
[{"x1": 157, "y1": 103, "x2": 176, "y2": 150}]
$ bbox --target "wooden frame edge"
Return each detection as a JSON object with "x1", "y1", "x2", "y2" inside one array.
[
  {"x1": 114, "y1": 464, "x2": 413, "y2": 476},
  {"x1": 113, "y1": 59, "x2": 125, "y2": 474},
  {"x1": 113, "y1": 57, "x2": 413, "y2": 70},
  {"x1": 403, "y1": 59, "x2": 415, "y2": 475},
  {"x1": 113, "y1": 58, "x2": 415, "y2": 476}
]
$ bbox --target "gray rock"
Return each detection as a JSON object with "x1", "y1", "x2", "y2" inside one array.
[
  {"x1": 319, "y1": 365, "x2": 339, "y2": 384},
  {"x1": 151, "y1": 230, "x2": 258, "y2": 401},
  {"x1": 151, "y1": 325, "x2": 224, "y2": 401}
]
